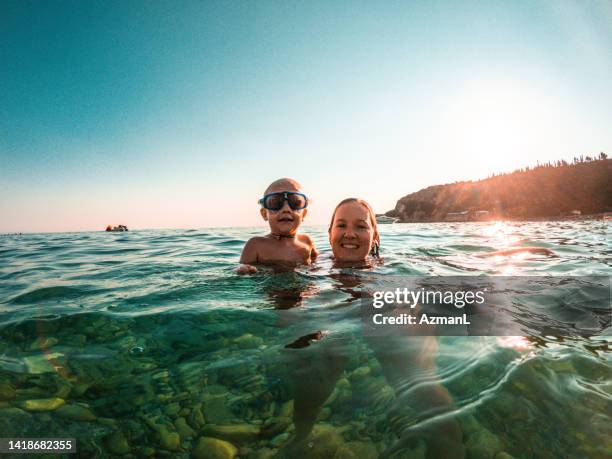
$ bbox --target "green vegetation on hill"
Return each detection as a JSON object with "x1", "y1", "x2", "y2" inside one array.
[{"x1": 387, "y1": 154, "x2": 611, "y2": 222}]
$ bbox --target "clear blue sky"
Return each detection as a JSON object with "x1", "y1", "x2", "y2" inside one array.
[{"x1": 1, "y1": 0, "x2": 610, "y2": 232}]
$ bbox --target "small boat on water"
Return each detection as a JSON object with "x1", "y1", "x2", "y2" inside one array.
[
  {"x1": 376, "y1": 215, "x2": 398, "y2": 224},
  {"x1": 106, "y1": 224, "x2": 129, "y2": 232}
]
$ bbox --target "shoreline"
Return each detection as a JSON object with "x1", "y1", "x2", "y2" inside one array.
[
  {"x1": 395, "y1": 213, "x2": 611, "y2": 223},
  {"x1": 1, "y1": 215, "x2": 609, "y2": 236}
]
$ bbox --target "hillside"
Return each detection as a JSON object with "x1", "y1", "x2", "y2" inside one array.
[{"x1": 387, "y1": 155, "x2": 612, "y2": 222}]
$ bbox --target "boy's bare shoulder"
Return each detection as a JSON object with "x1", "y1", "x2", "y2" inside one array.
[
  {"x1": 297, "y1": 233, "x2": 314, "y2": 246},
  {"x1": 240, "y1": 236, "x2": 271, "y2": 264},
  {"x1": 242, "y1": 236, "x2": 278, "y2": 252},
  {"x1": 244, "y1": 235, "x2": 270, "y2": 246}
]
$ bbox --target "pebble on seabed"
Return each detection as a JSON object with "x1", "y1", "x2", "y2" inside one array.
[
  {"x1": 105, "y1": 431, "x2": 130, "y2": 455},
  {"x1": 18, "y1": 397, "x2": 65, "y2": 411},
  {"x1": 55, "y1": 404, "x2": 96, "y2": 421},
  {"x1": 202, "y1": 424, "x2": 260, "y2": 444},
  {"x1": 193, "y1": 436, "x2": 238, "y2": 459}
]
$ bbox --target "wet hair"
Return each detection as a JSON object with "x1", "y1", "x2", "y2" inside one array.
[
  {"x1": 264, "y1": 178, "x2": 303, "y2": 195},
  {"x1": 328, "y1": 198, "x2": 381, "y2": 257}
]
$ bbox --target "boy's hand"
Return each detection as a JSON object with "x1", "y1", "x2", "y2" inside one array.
[{"x1": 237, "y1": 264, "x2": 258, "y2": 275}]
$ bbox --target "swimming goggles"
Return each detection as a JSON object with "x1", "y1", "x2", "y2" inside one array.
[{"x1": 259, "y1": 192, "x2": 308, "y2": 211}]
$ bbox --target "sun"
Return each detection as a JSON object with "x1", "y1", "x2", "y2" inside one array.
[{"x1": 440, "y1": 77, "x2": 558, "y2": 164}]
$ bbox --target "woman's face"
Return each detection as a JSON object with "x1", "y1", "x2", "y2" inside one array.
[{"x1": 329, "y1": 201, "x2": 375, "y2": 262}]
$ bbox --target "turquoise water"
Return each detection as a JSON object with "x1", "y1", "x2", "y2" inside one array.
[{"x1": 0, "y1": 221, "x2": 610, "y2": 458}]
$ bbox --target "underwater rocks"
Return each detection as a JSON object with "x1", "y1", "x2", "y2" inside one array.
[
  {"x1": 200, "y1": 336, "x2": 230, "y2": 353},
  {"x1": 371, "y1": 385, "x2": 394, "y2": 409},
  {"x1": 249, "y1": 447, "x2": 275, "y2": 459},
  {"x1": 458, "y1": 414, "x2": 482, "y2": 442},
  {"x1": 65, "y1": 333, "x2": 88, "y2": 347},
  {"x1": 485, "y1": 393, "x2": 532, "y2": 427},
  {"x1": 278, "y1": 400, "x2": 293, "y2": 418},
  {"x1": 164, "y1": 401, "x2": 181, "y2": 417},
  {"x1": 217, "y1": 363, "x2": 254, "y2": 384},
  {"x1": 337, "y1": 377, "x2": 350, "y2": 390},
  {"x1": 202, "y1": 384, "x2": 230, "y2": 399},
  {"x1": 204, "y1": 397, "x2": 234, "y2": 424},
  {"x1": 307, "y1": 424, "x2": 344, "y2": 459},
  {"x1": 260, "y1": 417, "x2": 292, "y2": 439},
  {"x1": 174, "y1": 417, "x2": 196, "y2": 438},
  {"x1": 0, "y1": 382, "x2": 16, "y2": 401},
  {"x1": 23, "y1": 353, "x2": 65, "y2": 374},
  {"x1": 464, "y1": 426, "x2": 505, "y2": 459},
  {"x1": 200, "y1": 384, "x2": 235, "y2": 423},
  {"x1": 28, "y1": 336, "x2": 59, "y2": 351},
  {"x1": 386, "y1": 440, "x2": 426, "y2": 459},
  {"x1": 311, "y1": 433, "x2": 342, "y2": 458},
  {"x1": 269, "y1": 432, "x2": 290, "y2": 447},
  {"x1": 105, "y1": 431, "x2": 131, "y2": 455},
  {"x1": 494, "y1": 453, "x2": 516, "y2": 459},
  {"x1": 335, "y1": 441, "x2": 379, "y2": 459},
  {"x1": 18, "y1": 397, "x2": 65, "y2": 411},
  {"x1": 350, "y1": 366, "x2": 371, "y2": 382},
  {"x1": 15, "y1": 386, "x2": 49, "y2": 398},
  {"x1": 55, "y1": 403, "x2": 96, "y2": 421},
  {"x1": 266, "y1": 424, "x2": 347, "y2": 458},
  {"x1": 318, "y1": 406, "x2": 332, "y2": 421},
  {"x1": 193, "y1": 437, "x2": 238, "y2": 459},
  {"x1": 133, "y1": 360, "x2": 158, "y2": 372},
  {"x1": 159, "y1": 426, "x2": 181, "y2": 451},
  {"x1": 0, "y1": 407, "x2": 32, "y2": 435},
  {"x1": 202, "y1": 424, "x2": 260, "y2": 444},
  {"x1": 234, "y1": 373, "x2": 266, "y2": 393},
  {"x1": 234, "y1": 333, "x2": 264, "y2": 349},
  {"x1": 4, "y1": 315, "x2": 572, "y2": 459},
  {"x1": 188, "y1": 403, "x2": 206, "y2": 429}
]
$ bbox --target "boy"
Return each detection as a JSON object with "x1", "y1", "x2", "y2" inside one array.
[{"x1": 237, "y1": 178, "x2": 317, "y2": 274}]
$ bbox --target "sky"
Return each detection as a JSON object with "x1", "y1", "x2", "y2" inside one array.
[{"x1": 1, "y1": 0, "x2": 611, "y2": 232}]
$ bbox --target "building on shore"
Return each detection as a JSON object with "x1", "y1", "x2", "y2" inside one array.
[
  {"x1": 445, "y1": 210, "x2": 493, "y2": 222},
  {"x1": 445, "y1": 211, "x2": 469, "y2": 222},
  {"x1": 474, "y1": 210, "x2": 491, "y2": 221},
  {"x1": 376, "y1": 215, "x2": 399, "y2": 224}
]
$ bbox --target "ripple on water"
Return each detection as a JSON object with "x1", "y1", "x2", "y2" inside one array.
[{"x1": 10, "y1": 285, "x2": 110, "y2": 305}]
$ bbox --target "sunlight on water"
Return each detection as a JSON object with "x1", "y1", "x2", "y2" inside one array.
[
  {"x1": 496, "y1": 336, "x2": 533, "y2": 351},
  {"x1": 480, "y1": 221, "x2": 520, "y2": 245}
]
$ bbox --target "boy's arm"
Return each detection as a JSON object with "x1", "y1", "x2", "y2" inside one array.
[
  {"x1": 237, "y1": 238, "x2": 259, "y2": 274},
  {"x1": 299, "y1": 234, "x2": 318, "y2": 260},
  {"x1": 239, "y1": 238, "x2": 259, "y2": 264},
  {"x1": 310, "y1": 241, "x2": 318, "y2": 260}
]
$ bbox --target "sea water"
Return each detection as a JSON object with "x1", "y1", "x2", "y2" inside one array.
[{"x1": 0, "y1": 221, "x2": 610, "y2": 458}]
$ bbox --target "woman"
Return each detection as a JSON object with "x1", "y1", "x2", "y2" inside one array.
[
  {"x1": 284, "y1": 198, "x2": 464, "y2": 459},
  {"x1": 328, "y1": 198, "x2": 380, "y2": 265}
]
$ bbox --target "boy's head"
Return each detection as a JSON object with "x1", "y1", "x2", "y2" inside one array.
[{"x1": 259, "y1": 178, "x2": 308, "y2": 237}]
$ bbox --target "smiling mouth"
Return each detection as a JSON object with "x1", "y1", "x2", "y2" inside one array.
[{"x1": 341, "y1": 243, "x2": 359, "y2": 249}]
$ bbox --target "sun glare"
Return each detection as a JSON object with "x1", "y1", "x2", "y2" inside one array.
[
  {"x1": 441, "y1": 77, "x2": 559, "y2": 162},
  {"x1": 482, "y1": 221, "x2": 520, "y2": 246},
  {"x1": 497, "y1": 336, "x2": 533, "y2": 351}
]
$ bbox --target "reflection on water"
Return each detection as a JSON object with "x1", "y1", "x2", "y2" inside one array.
[{"x1": 0, "y1": 222, "x2": 610, "y2": 458}]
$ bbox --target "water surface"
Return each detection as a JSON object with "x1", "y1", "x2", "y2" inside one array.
[{"x1": 0, "y1": 222, "x2": 610, "y2": 458}]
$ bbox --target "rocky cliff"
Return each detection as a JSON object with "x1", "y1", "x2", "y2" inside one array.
[{"x1": 387, "y1": 157, "x2": 611, "y2": 222}]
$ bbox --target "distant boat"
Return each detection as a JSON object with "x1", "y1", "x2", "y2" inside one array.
[
  {"x1": 106, "y1": 224, "x2": 129, "y2": 232},
  {"x1": 376, "y1": 215, "x2": 398, "y2": 224}
]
